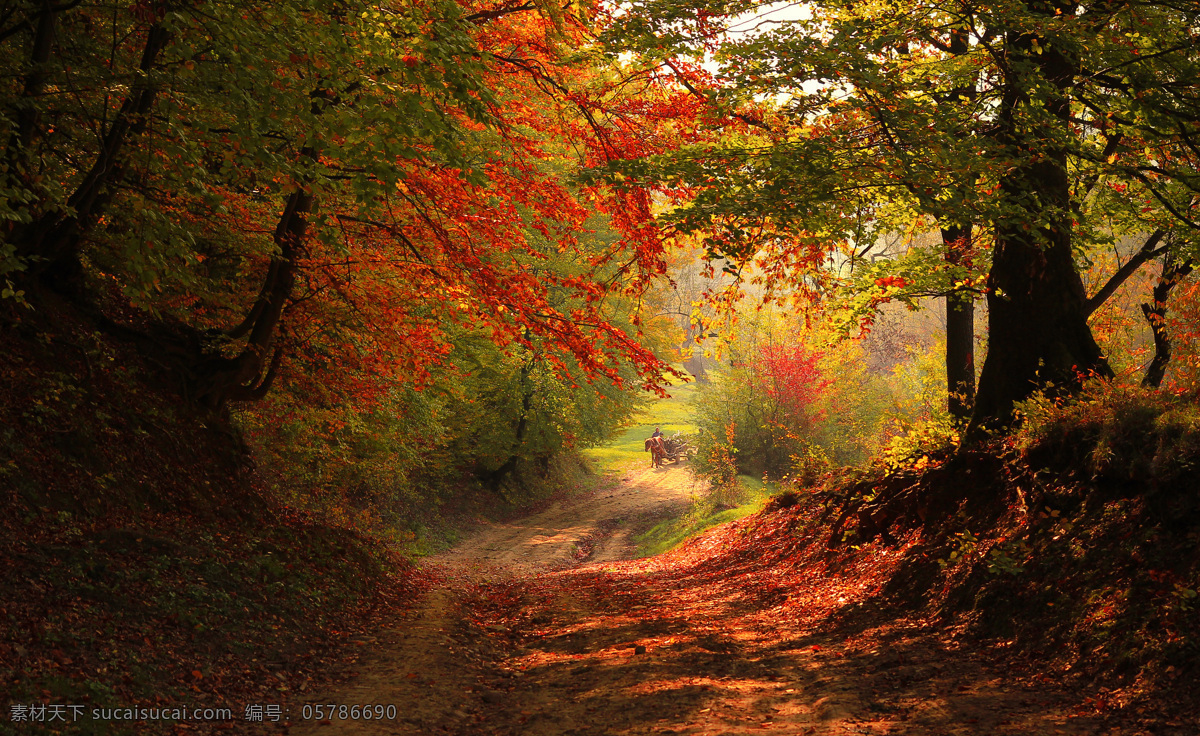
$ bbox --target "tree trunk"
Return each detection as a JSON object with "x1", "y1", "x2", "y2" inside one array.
[
  {"x1": 1141, "y1": 249, "x2": 1193, "y2": 388},
  {"x1": 972, "y1": 224, "x2": 1109, "y2": 431},
  {"x1": 681, "y1": 323, "x2": 709, "y2": 384},
  {"x1": 939, "y1": 28, "x2": 977, "y2": 421},
  {"x1": 942, "y1": 224, "x2": 975, "y2": 420},
  {"x1": 968, "y1": 2, "x2": 1112, "y2": 436},
  {"x1": 190, "y1": 187, "x2": 311, "y2": 409},
  {"x1": 9, "y1": 0, "x2": 58, "y2": 153}
]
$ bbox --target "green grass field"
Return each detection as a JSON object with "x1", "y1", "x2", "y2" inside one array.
[{"x1": 583, "y1": 381, "x2": 700, "y2": 472}]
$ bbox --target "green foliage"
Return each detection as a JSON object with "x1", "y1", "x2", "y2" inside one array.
[
  {"x1": 836, "y1": 244, "x2": 989, "y2": 336},
  {"x1": 694, "y1": 419, "x2": 741, "y2": 490},
  {"x1": 879, "y1": 422, "x2": 956, "y2": 471},
  {"x1": 236, "y1": 383, "x2": 447, "y2": 529},
  {"x1": 987, "y1": 539, "x2": 1030, "y2": 576},
  {"x1": 688, "y1": 308, "x2": 894, "y2": 481},
  {"x1": 601, "y1": 0, "x2": 1200, "y2": 428},
  {"x1": 938, "y1": 530, "x2": 979, "y2": 571},
  {"x1": 812, "y1": 341, "x2": 894, "y2": 466},
  {"x1": 239, "y1": 329, "x2": 647, "y2": 540},
  {"x1": 1014, "y1": 382, "x2": 1200, "y2": 485},
  {"x1": 2, "y1": 513, "x2": 413, "y2": 736},
  {"x1": 3, "y1": 0, "x2": 497, "y2": 283},
  {"x1": 222, "y1": 171, "x2": 662, "y2": 539},
  {"x1": 884, "y1": 338, "x2": 952, "y2": 429},
  {"x1": 878, "y1": 339, "x2": 960, "y2": 467}
]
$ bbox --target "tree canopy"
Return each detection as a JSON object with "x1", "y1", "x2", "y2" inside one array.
[
  {"x1": 597, "y1": 0, "x2": 1200, "y2": 430},
  {"x1": 1, "y1": 0, "x2": 703, "y2": 413},
  {"x1": 5, "y1": 0, "x2": 1199, "y2": 450}
]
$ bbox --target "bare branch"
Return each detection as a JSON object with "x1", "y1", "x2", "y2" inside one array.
[{"x1": 1085, "y1": 229, "x2": 1167, "y2": 316}]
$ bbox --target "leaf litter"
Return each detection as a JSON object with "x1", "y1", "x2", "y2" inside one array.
[{"x1": 292, "y1": 462, "x2": 1197, "y2": 736}]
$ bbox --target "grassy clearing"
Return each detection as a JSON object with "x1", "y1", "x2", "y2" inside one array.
[
  {"x1": 583, "y1": 382, "x2": 699, "y2": 472},
  {"x1": 583, "y1": 380, "x2": 783, "y2": 558},
  {"x1": 635, "y1": 474, "x2": 778, "y2": 557}
]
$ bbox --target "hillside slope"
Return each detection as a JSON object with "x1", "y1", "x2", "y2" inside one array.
[{"x1": 0, "y1": 303, "x2": 428, "y2": 735}]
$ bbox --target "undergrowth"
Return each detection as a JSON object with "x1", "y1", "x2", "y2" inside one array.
[
  {"x1": 637, "y1": 381, "x2": 1200, "y2": 724},
  {"x1": 1, "y1": 298, "x2": 628, "y2": 734},
  {"x1": 797, "y1": 382, "x2": 1200, "y2": 709},
  {"x1": 0, "y1": 511, "x2": 423, "y2": 736},
  {"x1": 0, "y1": 304, "x2": 428, "y2": 734}
]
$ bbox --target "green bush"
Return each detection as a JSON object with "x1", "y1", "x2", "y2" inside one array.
[
  {"x1": 1015, "y1": 381, "x2": 1200, "y2": 488},
  {"x1": 237, "y1": 330, "x2": 648, "y2": 542},
  {"x1": 687, "y1": 332, "x2": 893, "y2": 481}
]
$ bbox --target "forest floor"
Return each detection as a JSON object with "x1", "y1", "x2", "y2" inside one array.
[{"x1": 287, "y1": 462, "x2": 1183, "y2": 736}]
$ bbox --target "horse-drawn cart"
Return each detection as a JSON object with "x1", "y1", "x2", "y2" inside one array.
[{"x1": 644, "y1": 433, "x2": 696, "y2": 468}]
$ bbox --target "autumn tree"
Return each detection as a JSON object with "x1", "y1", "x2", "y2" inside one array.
[
  {"x1": 598, "y1": 0, "x2": 1200, "y2": 433},
  {"x1": 0, "y1": 0, "x2": 701, "y2": 423}
]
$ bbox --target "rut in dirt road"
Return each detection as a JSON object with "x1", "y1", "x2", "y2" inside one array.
[
  {"x1": 289, "y1": 465, "x2": 1126, "y2": 736},
  {"x1": 440, "y1": 463, "x2": 701, "y2": 570}
]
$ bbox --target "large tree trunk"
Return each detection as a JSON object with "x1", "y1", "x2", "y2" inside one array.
[
  {"x1": 971, "y1": 223, "x2": 1110, "y2": 431},
  {"x1": 189, "y1": 186, "x2": 312, "y2": 409},
  {"x1": 968, "y1": 1, "x2": 1112, "y2": 436},
  {"x1": 942, "y1": 224, "x2": 975, "y2": 420}
]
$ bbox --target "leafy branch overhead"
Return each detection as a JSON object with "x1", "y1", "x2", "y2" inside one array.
[
  {"x1": 0, "y1": 0, "x2": 705, "y2": 410},
  {"x1": 597, "y1": 0, "x2": 1200, "y2": 428}
]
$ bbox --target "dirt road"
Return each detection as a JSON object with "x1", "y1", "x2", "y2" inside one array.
[
  {"x1": 439, "y1": 462, "x2": 701, "y2": 571},
  {"x1": 288, "y1": 461, "x2": 699, "y2": 735},
  {"x1": 288, "y1": 464, "x2": 1144, "y2": 736}
]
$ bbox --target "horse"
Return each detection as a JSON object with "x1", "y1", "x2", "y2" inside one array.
[{"x1": 644, "y1": 436, "x2": 667, "y2": 468}]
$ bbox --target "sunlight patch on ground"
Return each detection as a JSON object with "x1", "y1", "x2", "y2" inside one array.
[{"x1": 635, "y1": 474, "x2": 777, "y2": 557}]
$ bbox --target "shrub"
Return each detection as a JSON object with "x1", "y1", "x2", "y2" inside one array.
[{"x1": 689, "y1": 327, "x2": 893, "y2": 480}]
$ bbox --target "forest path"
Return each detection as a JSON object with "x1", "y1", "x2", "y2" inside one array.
[
  {"x1": 287, "y1": 460, "x2": 697, "y2": 735},
  {"x1": 440, "y1": 460, "x2": 701, "y2": 570},
  {"x1": 290, "y1": 463, "x2": 1117, "y2": 736}
]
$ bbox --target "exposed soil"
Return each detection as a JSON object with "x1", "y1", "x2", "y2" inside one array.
[
  {"x1": 289, "y1": 464, "x2": 1194, "y2": 736},
  {"x1": 441, "y1": 462, "x2": 703, "y2": 570}
]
